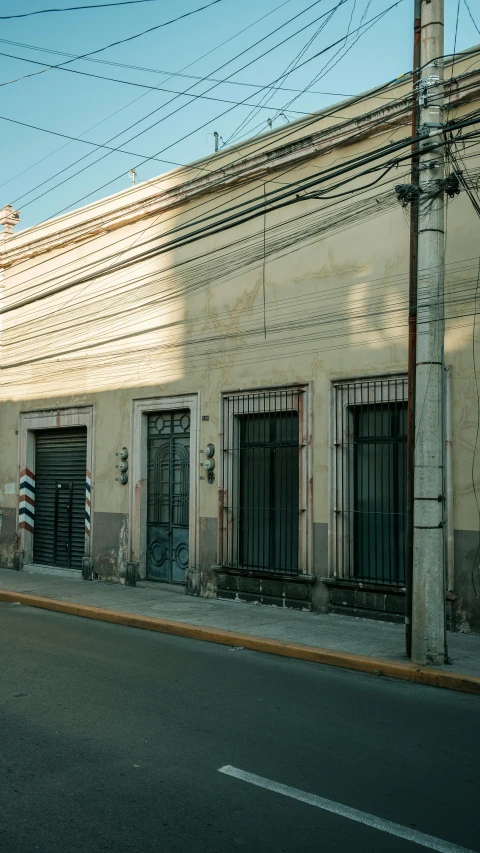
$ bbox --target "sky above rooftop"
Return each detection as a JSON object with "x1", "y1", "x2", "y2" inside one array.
[{"x1": 0, "y1": 0, "x2": 478, "y2": 230}]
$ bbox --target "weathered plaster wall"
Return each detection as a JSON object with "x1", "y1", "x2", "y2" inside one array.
[
  {"x1": 453, "y1": 530, "x2": 480, "y2": 633},
  {"x1": 93, "y1": 511, "x2": 128, "y2": 582},
  {"x1": 311, "y1": 523, "x2": 329, "y2": 611},
  {"x1": 0, "y1": 507, "x2": 16, "y2": 568},
  {"x1": 0, "y1": 54, "x2": 479, "y2": 627}
]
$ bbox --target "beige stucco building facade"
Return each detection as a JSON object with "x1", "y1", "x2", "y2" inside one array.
[{"x1": 1, "y1": 49, "x2": 480, "y2": 631}]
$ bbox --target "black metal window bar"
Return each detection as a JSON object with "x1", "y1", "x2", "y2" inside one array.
[
  {"x1": 333, "y1": 377, "x2": 407, "y2": 586},
  {"x1": 221, "y1": 389, "x2": 302, "y2": 575}
]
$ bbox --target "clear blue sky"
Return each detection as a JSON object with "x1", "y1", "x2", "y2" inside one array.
[{"x1": 0, "y1": 0, "x2": 477, "y2": 230}]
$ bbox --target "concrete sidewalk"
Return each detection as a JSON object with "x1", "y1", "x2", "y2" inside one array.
[{"x1": 1, "y1": 567, "x2": 479, "y2": 688}]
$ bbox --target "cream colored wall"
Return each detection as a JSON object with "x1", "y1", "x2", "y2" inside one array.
[
  {"x1": 443, "y1": 191, "x2": 480, "y2": 533},
  {"x1": 0, "y1": 213, "x2": 411, "y2": 519},
  {"x1": 1, "y1": 57, "x2": 479, "y2": 542}
]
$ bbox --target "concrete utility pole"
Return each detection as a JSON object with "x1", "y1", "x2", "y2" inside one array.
[
  {"x1": 405, "y1": 0, "x2": 422, "y2": 660},
  {"x1": 412, "y1": 0, "x2": 447, "y2": 665}
]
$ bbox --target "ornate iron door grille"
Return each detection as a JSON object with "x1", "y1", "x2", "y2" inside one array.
[{"x1": 147, "y1": 411, "x2": 190, "y2": 583}]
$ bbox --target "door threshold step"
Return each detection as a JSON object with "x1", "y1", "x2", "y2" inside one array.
[
  {"x1": 136, "y1": 580, "x2": 186, "y2": 595},
  {"x1": 23, "y1": 564, "x2": 82, "y2": 580}
]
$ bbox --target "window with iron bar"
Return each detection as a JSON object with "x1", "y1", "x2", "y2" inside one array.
[
  {"x1": 220, "y1": 387, "x2": 310, "y2": 576},
  {"x1": 331, "y1": 376, "x2": 408, "y2": 587}
]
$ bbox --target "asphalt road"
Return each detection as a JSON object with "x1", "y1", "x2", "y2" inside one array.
[{"x1": 0, "y1": 602, "x2": 479, "y2": 853}]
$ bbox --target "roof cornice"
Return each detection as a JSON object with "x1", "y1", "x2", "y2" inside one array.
[{"x1": 1, "y1": 67, "x2": 479, "y2": 269}]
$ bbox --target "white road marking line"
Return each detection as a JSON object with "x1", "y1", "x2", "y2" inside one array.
[{"x1": 218, "y1": 766, "x2": 477, "y2": 853}]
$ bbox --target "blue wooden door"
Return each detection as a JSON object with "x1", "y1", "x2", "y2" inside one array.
[{"x1": 147, "y1": 411, "x2": 190, "y2": 583}]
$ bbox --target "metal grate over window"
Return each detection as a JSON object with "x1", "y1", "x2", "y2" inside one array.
[
  {"x1": 333, "y1": 377, "x2": 408, "y2": 587},
  {"x1": 221, "y1": 389, "x2": 302, "y2": 575}
]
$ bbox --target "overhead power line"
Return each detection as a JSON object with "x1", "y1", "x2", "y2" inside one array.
[
  {"x1": 6, "y1": 167, "x2": 427, "y2": 348},
  {"x1": 22, "y1": 0, "x2": 403, "y2": 219},
  {"x1": 2, "y1": 102, "x2": 411, "y2": 317},
  {"x1": 0, "y1": 54, "x2": 315, "y2": 115},
  {"x1": 3, "y1": 119, "x2": 478, "y2": 316},
  {"x1": 10, "y1": 124, "x2": 423, "y2": 302},
  {"x1": 0, "y1": 0, "x2": 211, "y2": 19},
  {"x1": 263, "y1": 0, "x2": 380, "y2": 138},
  {"x1": 0, "y1": 113, "x2": 210, "y2": 166},
  {"x1": 8, "y1": 0, "x2": 329, "y2": 209},
  {"x1": 223, "y1": 0, "x2": 342, "y2": 145},
  {"x1": 463, "y1": 0, "x2": 480, "y2": 35},
  {"x1": 7, "y1": 101, "x2": 476, "y2": 301},
  {"x1": 225, "y1": 0, "x2": 385, "y2": 145},
  {"x1": 3, "y1": 140, "x2": 478, "y2": 373},
  {"x1": 6, "y1": 150, "x2": 406, "y2": 312},
  {"x1": 4, "y1": 163, "x2": 410, "y2": 333},
  {"x1": 1, "y1": 159, "x2": 408, "y2": 315},
  {"x1": 4, "y1": 318, "x2": 477, "y2": 397},
  {"x1": 3, "y1": 83, "x2": 409, "y2": 296},
  {"x1": 8, "y1": 251, "x2": 477, "y2": 347},
  {"x1": 0, "y1": 0, "x2": 224, "y2": 88},
  {"x1": 0, "y1": 35, "x2": 356, "y2": 97},
  {"x1": 4, "y1": 274, "x2": 480, "y2": 374},
  {"x1": 6, "y1": 86, "x2": 474, "y2": 307},
  {"x1": 0, "y1": 0, "x2": 294, "y2": 194},
  {"x1": 6, "y1": 98, "x2": 478, "y2": 305}
]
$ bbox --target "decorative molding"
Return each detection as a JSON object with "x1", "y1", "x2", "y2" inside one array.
[
  {"x1": 2, "y1": 68, "x2": 479, "y2": 270},
  {"x1": 218, "y1": 382, "x2": 313, "y2": 575},
  {"x1": 17, "y1": 406, "x2": 95, "y2": 565},
  {"x1": 129, "y1": 393, "x2": 200, "y2": 582}
]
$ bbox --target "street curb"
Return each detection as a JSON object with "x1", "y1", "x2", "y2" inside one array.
[{"x1": 1, "y1": 589, "x2": 479, "y2": 695}]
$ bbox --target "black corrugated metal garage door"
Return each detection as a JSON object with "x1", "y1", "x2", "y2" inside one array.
[{"x1": 34, "y1": 428, "x2": 87, "y2": 570}]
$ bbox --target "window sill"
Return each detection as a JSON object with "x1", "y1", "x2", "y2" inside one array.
[
  {"x1": 321, "y1": 577, "x2": 406, "y2": 594},
  {"x1": 214, "y1": 565, "x2": 316, "y2": 584}
]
